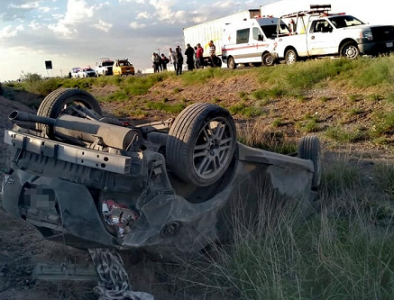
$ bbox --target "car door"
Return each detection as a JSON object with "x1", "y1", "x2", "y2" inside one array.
[
  {"x1": 308, "y1": 19, "x2": 336, "y2": 55},
  {"x1": 249, "y1": 27, "x2": 270, "y2": 63}
]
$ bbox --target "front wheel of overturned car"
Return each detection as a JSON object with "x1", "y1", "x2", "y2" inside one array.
[
  {"x1": 36, "y1": 88, "x2": 102, "y2": 137},
  {"x1": 166, "y1": 103, "x2": 237, "y2": 187},
  {"x1": 298, "y1": 136, "x2": 322, "y2": 191}
]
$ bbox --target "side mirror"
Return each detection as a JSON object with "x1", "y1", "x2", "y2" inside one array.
[
  {"x1": 329, "y1": 27, "x2": 333, "y2": 33},
  {"x1": 258, "y1": 34, "x2": 264, "y2": 41}
]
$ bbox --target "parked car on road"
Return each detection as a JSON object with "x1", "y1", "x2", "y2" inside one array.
[
  {"x1": 71, "y1": 67, "x2": 82, "y2": 78},
  {"x1": 113, "y1": 59, "x2": 135, "y2": 76},
  {"x1": 80, "y1": 67, "x2": 97, "y2": 78}
]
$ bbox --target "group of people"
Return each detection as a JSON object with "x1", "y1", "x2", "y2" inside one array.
[
  {"x1": 151, "y1": 40, "x2": 217, "y2": 76},
  {"x1": 151, "y1": 52, "x2": 170, "y2": 73}
]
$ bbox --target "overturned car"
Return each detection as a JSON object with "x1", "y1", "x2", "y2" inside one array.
[{"x1": 1, "y1": 88, "x2": 321, "y2": 258}]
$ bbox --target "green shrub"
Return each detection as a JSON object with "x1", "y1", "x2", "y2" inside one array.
[
  {"x1": 99, "y1": 90, "x2": 128, "y2": 102},
  {"x1": 325, "y1": 126, "x2": 368, "y2": 143},
  {"x1": 319, "y1": 96, "x2": 329, "y2": 102},
  {"x1": 146, "y1": 102, "x2": 186, "y2": 113},
  {"x1": 229, "y1": 103, "x2": 263, "y2": 117},
  {"x1": 370, "y1": 111, "x2": 394, "y2": 137},
  {"x1": 272, "y1": 118, "x2": 283, "y2": 128},
  {"x1": 348, "y1": 94, "x2": 360, "y2": 102},
  {"x1": 302, "y1": 119, "x2": 319, "y2": 133}
]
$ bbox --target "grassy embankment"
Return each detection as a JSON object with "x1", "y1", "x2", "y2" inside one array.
[
  {"x1": 3, "y1": 56, "x2": 394, "y2": 152},
  {"x1": 2, "y1": 57, "x2": 394, "y2": 299}
]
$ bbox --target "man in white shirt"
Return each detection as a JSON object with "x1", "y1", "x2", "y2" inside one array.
[{"x1": 168, "y1": 48, "x2": 176, "y2": 71}]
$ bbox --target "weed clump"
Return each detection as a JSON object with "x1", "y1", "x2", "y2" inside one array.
[
  {"x1": 229, "y1": 102, "x2": 264, "y2": 118},
  {"x1": 325, "y1": 126, "x2": 368, "y2": 143},
  {"x1": 146, "y1": 101, "x2": 186, "y2": 114}
]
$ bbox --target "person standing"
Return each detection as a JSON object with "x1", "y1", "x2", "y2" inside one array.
[
  {"x1": 168, "y1": 48, "x2": 176, "y2": 71},
  {"x1": 161, "y1": 54, "x2": 168, "y2": 71},
  {"x1": 152, "y1": 53, "x2": 160, "y2": 73},
  {"x1": 175, "y1": 48, "x2": 183, "y2": 76},
  {"x1": 196, "y1": 43, "x2": 204, "y2": 69},
  {"x1": 209, "y1": 40, "x2": 216, "y2": 67},
  {"x1": 185, "y1": 44, "x2": 195, "y2": 71}
]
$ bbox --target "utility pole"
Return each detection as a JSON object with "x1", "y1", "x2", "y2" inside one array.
[
  {"x1": 60, "y1": 69, "x2": 63, "y2": 78},
  {"x1": 157, "y1": 48, "x2": 160, "y2": 55}
]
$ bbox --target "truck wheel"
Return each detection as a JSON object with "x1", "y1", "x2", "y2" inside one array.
[
  {"x1": 36, "y1": 88, "x2": 102, "y2": 137},
  {"x1": 298, "y1": 136, "x2": 321, "y2": 190},
  {"x1": 262, "y1": 52, "x2": 275, "y2": 66},
  {"x1": 340, "y1": 42, "x2": 359, "y2": 59},
  {"x1": 227, "y1": 57, "x2": 236, "y2": 69},
  {"x1": 215, "y1": 57, "x2": 222, "y2": 68},
  {"x1": 166, "y1": 103, "x2": 236, "y2": 187},
  {"x1": 285, "y1": 49, "x2": 298, "y2": 65}
]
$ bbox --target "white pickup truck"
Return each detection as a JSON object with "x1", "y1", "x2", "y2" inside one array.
[
  {"x1": 95, "y1": 58, "x2": 114, "y2": 76},
  {"x1": 273, "y1": 5, "x2": 394, "y2": 64}
]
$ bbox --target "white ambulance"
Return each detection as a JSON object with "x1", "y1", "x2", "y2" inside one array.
[{"x1": 222, "y1": 17, "x2": 290, "y2": 68}]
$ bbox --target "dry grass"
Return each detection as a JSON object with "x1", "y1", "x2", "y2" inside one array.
[
  {"x1": 156, "y1": 154, "x2": 394, "y2": 300},
  {"x1": 236, "y1": 120, "x2": 297, "y2": 154}
]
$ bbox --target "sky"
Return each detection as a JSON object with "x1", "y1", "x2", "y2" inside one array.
[{"x1": 0, "y1": 0, "x2": 393, "y2": 81}]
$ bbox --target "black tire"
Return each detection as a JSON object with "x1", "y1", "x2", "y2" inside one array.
[
  {"x1": 166, "y1": 103, "x2": 237, "y2": 187},
  {"x1": 285, "y1": 48, "x2": 298, "y2": 65},
  {"x1": 262, "y1": 52, "x2": 275, "y2": 66},
  {"x1": 298, "y1": 136, "x2": 322, "y2": 190},
  {"x1": 227, "y1": 57, "x2": 236, "y2": 69},
  {"x1": 214, "y1": 57, "x2": 222, "y2": 68},
  {"x1": 36, "y1": 88, "x2": 102, "y2": 137},
  {"x1": 340, "y1": 41, "x2": 360, "y2": 59}
]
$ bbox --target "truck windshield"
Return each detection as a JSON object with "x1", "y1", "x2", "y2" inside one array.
[
  {"x1": 262, "y1": 24, "x2": 290, "y2": 38},
  {"x1": 329, "y1": 15, "x2": 364, "y2": 29},
  {"x1": 102, "y1": 61, "x2": 113, "y2": 66}
]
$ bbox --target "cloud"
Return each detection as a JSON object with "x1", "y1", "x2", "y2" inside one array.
[
  {"x1": 47, "y1": 0, "x2": 103, "y2": 37},
  {"x1": 38, "y1": 6, "x2": 56, "y2": 13},
  {"x1": 119, "y1": 0, "x2": 145, "y2": 3},
  {"x1": 130, "y1": 21, "x2": 146, "y2": 29},
  {"x1": 93, "y1": 20, "x2": 113, "y2": 32},
  {"x1": 0, "y1": 25, "x2": 24, "y2": 39},
  {"x1": 146, "y1": 0, "x2": 243, "y2": 25},
  {"x1": 52, "y1": 13, "x2": 63, "y2": 20},
  {"x1": 136, "y1": 11, "x2": 151, "y2": 19},
  {"x1": 1, "y1": 0, "x2": 42, "y2": 21},
  {"x1": 28, "y1": 20, "x2": 42, "y2": 30},
  {"x1": 9, "y1": 1, "x2": 41, "y2": 9}
]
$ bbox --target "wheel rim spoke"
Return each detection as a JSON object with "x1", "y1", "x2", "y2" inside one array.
[
  {"x1": 194, "y1": 150, "x2": 208, "y2": 159},
  {"x1": 194, "y1": 143, "x2": 209, "y2": 151},
  {"x1": 219, "y1": 145, "x2": 231, "y2": 152},
  {"x1": 198, "y1": 157, "x2": 211, "y2": 174},
  {"x1": 220, "y1": 137, "x2": 232, "y2": 146},
  {"x1": 193, "y1": 117, "x2": 234, "y2": 179}
]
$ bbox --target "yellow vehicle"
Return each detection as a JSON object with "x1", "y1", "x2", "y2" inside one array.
[{"x1": 113, "y1": 59, "x2": 135, "y2": 76}]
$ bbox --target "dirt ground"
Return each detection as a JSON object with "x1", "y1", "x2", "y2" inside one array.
[{"x1": 0, "y1": 79, "x2": 393, "y2": 300}]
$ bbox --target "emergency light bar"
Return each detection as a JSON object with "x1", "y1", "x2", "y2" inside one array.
[{"x1": 310, "y1": 4, "x2": 331, "y2": 10}]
